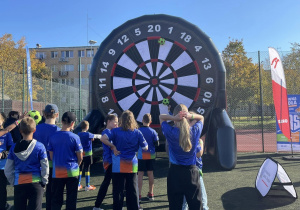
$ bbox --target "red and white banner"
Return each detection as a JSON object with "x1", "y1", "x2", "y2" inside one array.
[{"x1": 269, "y1": 47, "x2": 291, "y2": 141}]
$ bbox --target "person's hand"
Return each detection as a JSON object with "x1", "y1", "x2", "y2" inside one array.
[
  {"x1": 111, "y1": 145, "x2": 120, "y2": 156},
  {"x1": 0, "y1": 152, "x2": 2, "y2": 159},
  {"x1": 19, "y1": 111, "x2": 28, "y2": 120},
  {"x1": 173, "y1": 112, "x2": 183, "y2": 121}
]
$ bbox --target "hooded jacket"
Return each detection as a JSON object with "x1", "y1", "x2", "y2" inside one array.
[{"x1": 4, "y1": 139, "x2": 49, "y2": 185}]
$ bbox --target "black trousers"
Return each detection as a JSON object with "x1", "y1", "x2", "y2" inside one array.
[
  {"x1": 95, "y1": 164, "x2": 112, "y2": 208},
  {"x1": 0, "y1": 170, "x2": 8, "y2": 210},
  {"x1": 14, "y1": 183, "x2": 44, "y2": 210},
  {"x1": 79, "y1": 156, "x2": 92, "y2": 173},
  {"x1": 51, "y1": 177, "x2": 78, "y2": 210},
  {"x1": 46, "y1": 168, "x2": 53, "y2": 210},
  {"x1": 167, "y1": 164, "x2": 203, "y2": 210},
  {"x1": 112, "y1": 173, "x2": 139, "y2": 210}
]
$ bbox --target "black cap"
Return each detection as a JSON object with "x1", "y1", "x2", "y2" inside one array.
[{"x1": 62, "y1": 112, "x2": 76, "y2": 124}]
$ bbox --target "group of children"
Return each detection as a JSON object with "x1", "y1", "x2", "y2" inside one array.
[{"x1": 0, "y1": 102, "x2": 208, "y2": 210}]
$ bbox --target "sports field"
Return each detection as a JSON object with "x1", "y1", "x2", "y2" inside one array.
[{"x1": 6, "y1": 152, "x2": 300, "y2": 209}]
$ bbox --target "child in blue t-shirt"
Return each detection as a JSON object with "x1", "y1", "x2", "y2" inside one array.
[
  {"x1": 33, "y1": 103, "x2": 60, "y2": 210},
  {"x1": 48, "y1": 112, "x2": 83, "y2": 210},
  {"x1": 160, "y1": 104, "x2": 204, "y2": 209},
  {"x1": 94, "y1": 114, "x2": 118, "y2": 210},
  {"x1": 100, "y1": 110, "x2": 148, "y2": 210},
  {"x1": 78, "y1": 120, "x2": 101, "y2": 191},
  {"x1": 0, "y1": 114, "x2": 13, "y2": 210},
  {"x1": 5, "y1": 117, "x2": 49, "y2": 210},
  {"x1": 137, "y1": 113, "x2": 159, "y2": 202}
]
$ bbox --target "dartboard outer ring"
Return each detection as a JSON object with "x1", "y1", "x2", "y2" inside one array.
[{"x1": 90, "y1": 14, "x2": 226, "y2": 127}]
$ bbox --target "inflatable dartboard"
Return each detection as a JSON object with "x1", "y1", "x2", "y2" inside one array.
[{"x1": 88, "y1": 14, "x2": 237, "y2": 170}]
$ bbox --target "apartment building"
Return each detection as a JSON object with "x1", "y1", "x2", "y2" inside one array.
[{"x1": 33, "y1": 45, "x2": 98, "y2": 90}]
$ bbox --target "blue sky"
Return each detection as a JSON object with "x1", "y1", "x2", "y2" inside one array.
[{"x1": 1, "y1": 0, "x2": 300, "y2": 53}]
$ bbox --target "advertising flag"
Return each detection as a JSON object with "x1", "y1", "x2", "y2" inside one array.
[
  {"x1": 26, "y1": 46, "x2": 33, "y2": 110},
  {"x1": 268, "y1": 47, "x2": 290, "y2": 142}
]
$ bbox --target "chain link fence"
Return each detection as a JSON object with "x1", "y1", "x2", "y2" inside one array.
[
  {"x1": 0, "y1": 69, "x2": 88, "y2": 125},
  {"x1": 228, "y1": 50, "x2": 299, "y2": 152}
]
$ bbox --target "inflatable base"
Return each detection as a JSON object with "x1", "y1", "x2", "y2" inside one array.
[{"x1": 206, "y1": 108, "x2": 237, "y2": 170}]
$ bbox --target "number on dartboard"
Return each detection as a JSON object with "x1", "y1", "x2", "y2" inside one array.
[
  {"x1": 108, "y1": 49, "x2": 115, "y2": 56},
  {"x1": 102, "y1": 96, "x2": 109, "y2": 103},
  {"x1": 99, "y1": 78, "x2": 106, "y2": 88},
  {"x1": 206, "y1": 77, "x2": 214, "y2": 84},
  {"x1": 135, "y1": 28, "x2": 141, "y2": 36},
  {"x1": 117, "y1": 35, "x2": 129, "y2": 45},
  {"x1": 180, "y1": 32, "x2": 192, "y2": 42},
  {"x1": 202, "y1": 58, "x2": 211, "y2": 70},
  {"x1": 101, "y1": 62, "x2": 109, "y2": 73},
  {"x1": 102, "y1": 62, "x2": 109, "y2": 68},
  {"x1": 203, "y1": 92, "x2": 212, "y2": 103},
  {"x1": 195, "y1": 46, "x2": 202, "y2": 52},
  {"x1": 168, "y1": 27, "x2": 173, "y2": 34},
  {"x1": 108, "y1": 109, "x2": 114, "y2": 114},
  {"x1": 197, "y1": 107, "x2": 205, "y2": 114},
  {"x1": 148, "y1": 24, "x2": 161, "y2": 32}
]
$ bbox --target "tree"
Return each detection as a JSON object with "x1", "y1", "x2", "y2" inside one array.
[
  {"x1": 283, "y1": 43, "x2": 300, "y2": 94},
  {"x1": 222, "y1": 39, "x2": 260, "y2": 117},
  {"x1": 0, "y1": 34, "x2": 49, "y2": 101}
]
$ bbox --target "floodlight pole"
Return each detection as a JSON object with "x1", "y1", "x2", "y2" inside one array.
[{"x1": 258, "y1": 51, "x2": 264, "y2": 152}]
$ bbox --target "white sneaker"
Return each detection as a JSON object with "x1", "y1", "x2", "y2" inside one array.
[{"x1": 93, "y1": 207, "x2": 104, "y2": 210}]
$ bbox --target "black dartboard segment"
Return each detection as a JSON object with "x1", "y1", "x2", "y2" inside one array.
[{"x1": 90, "y1": 14, "x2": 226, "y2": 127}]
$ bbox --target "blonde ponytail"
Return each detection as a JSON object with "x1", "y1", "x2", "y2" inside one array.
[
  {"x1": 179, "y1": 118, "x2": 192, "y2": 152},
  {"x1": 173, "y1": 104, "x2": 192, "y2": 152}
]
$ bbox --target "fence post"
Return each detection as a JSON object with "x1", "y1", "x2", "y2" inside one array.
[
  {"x1": 258, "y1": 51, "x2": 265, "y2": 152},
  {"x1": 44, "y1": 79, "x2": 46, "y2": 107},
  {"x1": 23, "y1": 59, "x2": 25, "y2": 113},
  {"x1": 2, "y1": 69, "x2": 4, "y2": 113},
  {"x1": 79, "y1": 58, "x2": 82, "y2": 121}
]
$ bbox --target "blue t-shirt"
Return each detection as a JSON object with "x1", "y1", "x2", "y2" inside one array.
[
  {"x1": 48, "y1": 131, "x2": 83, "y2": 178},
  {"x1": 161, "y1": 121, "x2": 203, "y2": 165},
  {"x1": 107, "y1": 127, "x2": 148, "y2": 173},
  {"x1": 138, "y1": 126, "x2": 159, "y2": 160},
  {"x1": 8, "y1": 141, "x2": 47, "y2": 185},
  {"x1": 77, "y1": 132, "x2": 94, "y2": 156},
  {"x1": 102, "y1": 129, "x2": 112, "y2": 171},
  {"x1": 0, "y1": 132, "x2": 13, "y2": 169},
  {"x1": 33, "y1": 123, "x2": 60, "y2": 167}
]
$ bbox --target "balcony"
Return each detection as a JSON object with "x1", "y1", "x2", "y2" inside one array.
[
  {"x1": 59, "y1": 71, "x2": 68, "y2": 77},
  {"x1": 59, "y1": 57, "x2": 69, "y2": 62}
]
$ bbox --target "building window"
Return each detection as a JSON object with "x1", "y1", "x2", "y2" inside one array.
[
  {"x1": 51, "y1": 51, "x2": 58, "y2": 58},
  {"x1": 87, "y1": 64, "x2": 92, "y2": 71},
  {"x1": 61, "y1": 64, "x2": 74, "y2": 72},
  {"x1": 86, "y1": 49, "x2": 94, "y2": 57},
  {"x1": 36, "y1": 52, "x2": 46, "y2": 59},
  {"x1": 61, "y1": 50, "x2": 73, "y2": 58},
  {"x1": 61, "y1": 78, "x2": 66, "y2": 84},
  {"x1": 70, "y1": 78, "x2": 74, "y2": 86},
  {"x1": 78, "y1": 64, "x2": 85, "y2": 71},
  {"x1": 78, "y1": 50, "x2": 85, "y2": 57},
  {"x1": 51, "y1": 65, "x2": 57, "y2": 72}
]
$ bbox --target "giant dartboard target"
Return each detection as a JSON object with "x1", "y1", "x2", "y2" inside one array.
[{"x1": 90, "y1": 14, "x2": 226, "y2": 127}]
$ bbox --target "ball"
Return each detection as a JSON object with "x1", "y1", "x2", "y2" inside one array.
[
  {"x1": 28, "y1": 110, "x2": 42, "y2": 124},
  {"x1": 158, "y1": 38, "x2": 165, "y2": 45},
  {"x1": 162, "y1": 98, "x2": 169, "y2": 106}
]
